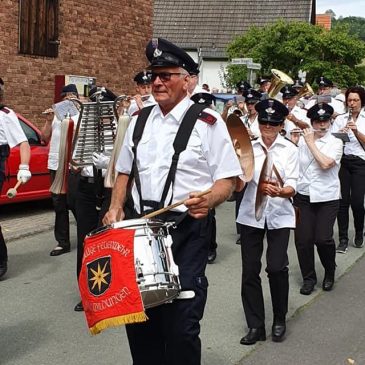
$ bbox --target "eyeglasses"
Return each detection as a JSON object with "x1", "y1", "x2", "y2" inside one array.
[
  {"x1": 150, "y1": 72, "x2": 187, "y2": 82},
  {"x1": 258, "y1": 120, "x2": 282, "y2": 127}
]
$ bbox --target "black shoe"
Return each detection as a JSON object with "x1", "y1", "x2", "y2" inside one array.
[
  {"x1": 236, "y1": 237, "x2": 241, "y2": 245},
  {"x1": 240, "y1": 328, "x2": 266, "y2": 345},
  {"x1": 207, "y1": 249, "x2": 217, "y2": 264},
  {"x1": 272, "y1": 321, "x2": 286, "y2": 342},
  {"x1": 0, "y1": 260, "x2": 8, "y2": 279},
  {"x1": 300, "y1": 282, "x2": 315, "y2": 295},
  {"x1": 50, "y1": 245, "x2": 70, "y2": 256},
  {"x1": 353, "y1": 233, "x2": 364, "y2": 248},
  {"x1": 322, "y1": 273, "x2": 335, "y2": 291},
  {"x1": 74, "y1": 301, "x2": 84, "y2": 312},
  {"x1": 336, "y1": 239, "x2": 348, "y2": 254}
]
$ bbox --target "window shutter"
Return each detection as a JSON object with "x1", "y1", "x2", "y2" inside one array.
[{"x1": 19, "y1": 0, "x2": 59, "y2": 57}]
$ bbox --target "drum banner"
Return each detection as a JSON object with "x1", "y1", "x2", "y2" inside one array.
[{"x1": 78, "y1": 228, "x2": 148, "y2": 335}]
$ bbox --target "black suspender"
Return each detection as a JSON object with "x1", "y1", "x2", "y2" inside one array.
[{"x1": 131, "y1": 103, "x2": 206, "y2": 214}]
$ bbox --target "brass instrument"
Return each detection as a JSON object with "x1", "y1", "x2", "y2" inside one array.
[
  {"x1": 267, "y1": 69, "x2": 294, "y2": 98},
  {"x1": 297, "y1": 83, "x2": 314, "y2": 99}
]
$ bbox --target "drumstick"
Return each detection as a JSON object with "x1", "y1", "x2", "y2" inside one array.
[
  {"x1": 6, "y1": 180, "x2": 22, "y2": 199},
  {"x1": 143, "y1": 189, "x2": 212, "y2": 219}
]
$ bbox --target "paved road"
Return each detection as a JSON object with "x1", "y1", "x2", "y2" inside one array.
[{"x1": 1, "y1": 201, "x2": 364, "y2": 364}]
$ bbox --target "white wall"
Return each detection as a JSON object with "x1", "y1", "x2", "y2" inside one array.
[{"x1": 187, "y1": 51, "x2": 229, "y2": 92}]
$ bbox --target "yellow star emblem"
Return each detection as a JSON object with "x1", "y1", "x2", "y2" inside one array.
[{"x1": 89, "y1": 262, "x2": 110, "y2": 293}]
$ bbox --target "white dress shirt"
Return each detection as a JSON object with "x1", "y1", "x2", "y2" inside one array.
[
  {"x1": 297, "y1": 133, "x2": 343, "y2": 202},
  {"x1": 128, "y1": 95, "x2": 156, "y2": 116},
  {"x1": 116, "y1": 96, "x2": 242, "y2": 213},
  {"x1": 48, "y1": 113, "x2": 79, "y2": 170},
  {"x1": 283, "y1": 105, "x2": 310, "y2": 135},
  {"x1": 331, "y1": 109, "x2": 365, "y2": 160},
  {"x1": 241, "y1": 114, "x2": 260, "y2": 138},
  {"x1": 0, "y1": 107, "x2": 27, "y2": 148},
  {"x1": 237, "y1": 135, "x2": 299, "y2": 229}
]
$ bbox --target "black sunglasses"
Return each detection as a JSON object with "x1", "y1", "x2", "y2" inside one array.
[
  {"x1": 150, "y1": 72, "x2": 187, "y2": 82},
  {"x1": 258, "y1": 120, "x2": 282, "y2": 127}
]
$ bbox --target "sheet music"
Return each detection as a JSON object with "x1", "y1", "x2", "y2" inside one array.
[{"x1": 52, "y1": 100, "x2": 79, "y2": 121}]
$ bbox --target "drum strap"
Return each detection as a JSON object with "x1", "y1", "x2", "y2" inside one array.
[{"x1": 131, "y1": 103, "x2": 206, "y2": 214}]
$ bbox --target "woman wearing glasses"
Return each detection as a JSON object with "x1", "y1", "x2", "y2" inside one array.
[
  {"x1": 331, "y1": 86, "x2": 365, "y2": 253},
  {"x1": 237, "y1": 98, "x2": 299, "y2": 345}
]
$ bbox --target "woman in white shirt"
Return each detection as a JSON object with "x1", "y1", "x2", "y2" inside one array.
[
  {"x1": 294, "y1": 103, "x2": 343, "y2": 296},
  {"x1": 331, "y1": 86, "x2": 365, "y2": 253},
  {"x1": 237, "y1": 99, "x2": 298, "y2": 345}
]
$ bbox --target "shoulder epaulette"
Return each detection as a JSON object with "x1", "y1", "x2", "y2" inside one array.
[{"x1": 198, "y1": 111, "x2": 217, "y2": 125}]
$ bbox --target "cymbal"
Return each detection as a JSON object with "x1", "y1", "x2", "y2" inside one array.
[
  {"x1": 226, "y1": 113, "x2": 254, "y2": 182},
  {"x1": 255, "y1": 155, "x2": 271, "y2": 221}
]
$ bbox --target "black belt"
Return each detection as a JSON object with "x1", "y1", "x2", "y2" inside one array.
[{"x1": 80, "y1": 176, "x2": 95, "y2": 183}]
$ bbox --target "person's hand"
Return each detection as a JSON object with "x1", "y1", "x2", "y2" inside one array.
[
  {"x1": 224, "y1": 100, "x2": 234, "y2": 110},
  {"x1": 17, "y1": 164, "x2": 32, "y2": 184},
  {"x1": 132, "y1": 94, "x2": 144, "y2": 110},
  {"x1": 346, "y1": 120, "x2": 357, "y2": 132},
  {"x1": 302, "y1": 128, "x2": 315, "y2": 145},
  {"x1": 102, "y1": 208, "x2": 124, "y2": 225},
  {"x1": 42, "y1": 108, "x2": 54, "y2": 115},
  {"x1": 184, "y1": 191, "x2": 210, "y2": 219},
  {"x1": 92, "y1": 152, "x2": 110, "y2": 170},
  {"x1": 259, "y1": 181, "x2": 281, "y2": 197}
]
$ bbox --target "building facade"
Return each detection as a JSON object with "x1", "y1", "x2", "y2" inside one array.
[{"x1": 0, "y1": 0, "x2": 152, "y2": 126}]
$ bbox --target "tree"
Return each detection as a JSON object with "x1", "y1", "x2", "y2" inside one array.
[
  {"x1": 333, "y1": 16, "x2": 365, "y2": 42},
  {"x1": 225, "y1": 20, "x2": 365, "y2": 89}
]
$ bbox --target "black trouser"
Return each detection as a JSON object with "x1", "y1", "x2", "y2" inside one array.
[
  {"x1": 0, "y1": 174, "x2": 7, "y2": 262},
  {"x1": 235, "y1": 189, "x2": 245, "y2": 235},
  {"x1": 75, "y1": 179, "x2": 111, "y2": 278},
  {"x1": 240, "y1": 224, "x2": 290, "y2": 329},
  {"x1": 337, "y1": 155, "x2": 365, "y2": 241},
  {"x1": 294, "y1": 194, "x2": 338, "y2": 285},
  {"x1": 209, "y1": 208, "x2": 217, "y2": 251},
  {"x1": 50, "y1": 170, "x2": 78, "y2": 248},
  {"x1": 126, "y1": 213, "x2": 211, "y2": 365}
]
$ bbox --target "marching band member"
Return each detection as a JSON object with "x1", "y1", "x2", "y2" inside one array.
[
  {"x1": 41, "y1": 84, "x2": 79, "y2": 256},
  {"x1": 103, "y1": 38, "x2": 242, "y2": 365},
  {"x1": 281, "y1": 85, "x2": 310, "y2": 135},
  {"x1": 294, "y1": 103, "x2": 343, "y2": 295},
  {"x1": 128, "y1": 71, "x2": 156, "y2": 116},
  {"x1": 331, "y1": 86, "x2": 365, "y2": 253},
  {"x1": 305, "y1": 77, "x2": 345, "y2": 115},
  {"x1": 241, "y1": 88, "x2": 262, "y2": 139},
  {"x1": 0, "y1": 77, "x2": 32, "y2": 279},
  {"x1": 190, "y1": 89, "x2": 218, "y2": 264},
  {"x1": 73, "y1": 87, "x2": 117, "y2": 312},
  {"x1": 237, "y1": 99, "x2": 298, "y2": 345}
]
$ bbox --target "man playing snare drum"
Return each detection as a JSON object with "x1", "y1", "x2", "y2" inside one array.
[{"x1": 103, "y1": 38, "x2": 242, "y2": 365}]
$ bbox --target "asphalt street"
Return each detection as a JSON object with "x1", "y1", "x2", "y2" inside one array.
[{"x1": 1, "y1": 201, "x2": 364, "y2": 365}]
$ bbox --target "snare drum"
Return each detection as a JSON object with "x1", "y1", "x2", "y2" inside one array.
[{"x1": 110, "y1": 218, "x2": 181, "y2": 309}]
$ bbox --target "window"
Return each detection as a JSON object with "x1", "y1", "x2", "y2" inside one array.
[
  {"x1": 18, "y1": 118, "x2": 41, "y2": 145},
  {"x1": 19, "y1": 0, "x2": 59, "y2": 57}
]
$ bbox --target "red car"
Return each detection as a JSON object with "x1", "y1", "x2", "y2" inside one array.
[{"x1": 0, "y1": 113, "x2": 51, "y2": 205}]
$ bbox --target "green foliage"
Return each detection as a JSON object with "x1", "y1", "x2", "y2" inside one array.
[
  {"x1": 333, "y1": 16, "x2": 365, "y2": 42},
  {"x1": 226, "y1": 19, "x2": 365, "y2": 88}
]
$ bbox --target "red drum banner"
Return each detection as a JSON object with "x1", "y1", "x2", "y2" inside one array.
[{"x1": 78, "y1": 227, "x2": 148, "y2": 335}]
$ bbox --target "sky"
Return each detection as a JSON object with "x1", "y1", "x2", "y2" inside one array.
[{"x1": 317, "y1": 0, "x2": 365, "y2": 18}]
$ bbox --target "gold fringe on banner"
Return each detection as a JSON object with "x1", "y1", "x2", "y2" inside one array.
[
  {"x1": 89, "y1": 311, "x2": 148, "y2": 335},
  {"x1": 104, "y1": 113, "x2": 130, "y2": 188}
]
